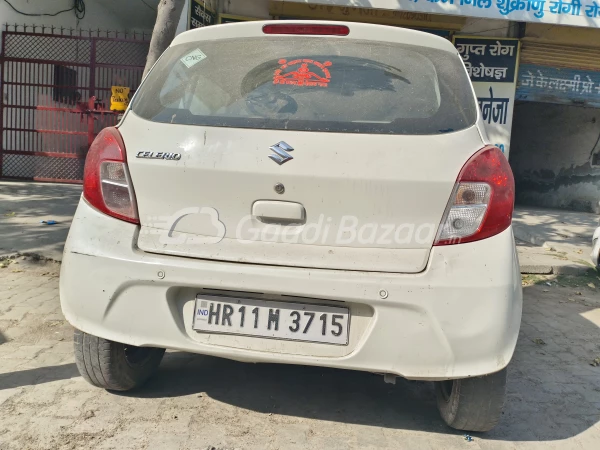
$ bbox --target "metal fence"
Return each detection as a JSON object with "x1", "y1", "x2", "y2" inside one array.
[{"x1": 0, "y1": 24, "x2": 150, "y2": 183}]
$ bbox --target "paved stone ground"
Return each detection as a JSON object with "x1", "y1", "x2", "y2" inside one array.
[
  {"x1": 1, "y1": 258, "x2": 600, "y2": 449},
  {"x1": 513, "y1": 208, "x2": 598, "y2": 275},
  {"x1": 0, "y1": 182, "x2": 81, "y2": 261}
]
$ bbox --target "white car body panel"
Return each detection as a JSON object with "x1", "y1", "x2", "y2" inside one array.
[
  {"x1": 122, "y1": 113, "x2": 486, "y2": 273},
  {"x1": 61, "y1": 199, "x2": 522, "y2": 380},
  {"x1": 171, "y1": 20, "x2": 459, "y2": 53}
]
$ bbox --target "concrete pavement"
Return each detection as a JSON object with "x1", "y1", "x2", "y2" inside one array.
[
  {"x1": 0, "y1": 181, "x2": 81, "y2": 261},
  {"x1": 513, "y1": 207, "x2": 599, "y2": 274}
]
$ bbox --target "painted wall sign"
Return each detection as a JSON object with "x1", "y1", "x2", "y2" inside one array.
[
  {"x1": 189, "y1": 0, "x2": 216, "y2": 29},
  {"x1": 283, "y1": 0, "x2": 600, "y2": 28},
  {"x1": 455, "y1": 37, "x2": 520, "y2": 158},
  {"x1": 516, "y1": 64, "x2": 600, "y2": 108},
  {"x1": 456, "y1": 38, "x2": 518, "y2": 82}
]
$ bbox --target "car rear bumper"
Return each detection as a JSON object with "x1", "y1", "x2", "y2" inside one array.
[{"x1": 60, "y1": 199, "x2": 522, "y2": 381}]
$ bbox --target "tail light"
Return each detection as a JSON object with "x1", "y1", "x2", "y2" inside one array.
[
  {"x1": 262, "y1": 24, "x2": 350, "y2": 36},
  {"x1": 83, "y1": 127, "x2": 139, "y2": 224},
  {"x1": 434, "y1": 146, "x2": 514, "y2": 246}
]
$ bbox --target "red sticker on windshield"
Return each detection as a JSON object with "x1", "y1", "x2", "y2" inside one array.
[{"x1": 273, "y1": 59, "x2": 332, "y2": 87}]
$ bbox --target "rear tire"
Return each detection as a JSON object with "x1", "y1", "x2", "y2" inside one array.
[
  {"x1": 435, "y1": 368, "x2": 507, "y2": 432},
  {"x1": 73, "y1": 329, "x2": 165, "y2": 391}
]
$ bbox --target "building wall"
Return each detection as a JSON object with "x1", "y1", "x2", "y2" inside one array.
[
  {"x1": 510, "y1": 23, "x2": 600, "y2": 214},
  {"x1": 461, "y1": 17, "x2": 511, "y2": 37},
  {"x1": 176, "y1": 0, "x2": 191, "y2": 36},
  {"x1": 0, "y1": 0, "x2": 129, "y2": 30},
  {"x1": 510, "y1": 102, "x2": 600, "y2": 213},
  {"x1": 222, "y1": 0, "x2": 270, "y2": 17}
]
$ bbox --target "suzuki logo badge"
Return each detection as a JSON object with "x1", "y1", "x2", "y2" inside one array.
[{"x1": 269, "y1": 141, "x2": 294, "y2": 165}]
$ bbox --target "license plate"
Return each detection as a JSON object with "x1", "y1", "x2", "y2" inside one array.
[{"x1": 193, "y1": 295, "x2": 350, "y2": 345}]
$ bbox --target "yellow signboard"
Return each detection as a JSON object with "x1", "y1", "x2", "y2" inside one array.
[{"x1": 110, "y1": 86, "x2": 130, "y2": 111}]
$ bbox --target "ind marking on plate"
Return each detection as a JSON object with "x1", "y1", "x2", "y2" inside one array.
[{"x1": 181, "y1": 48, "x2": 207, "y2": 68}]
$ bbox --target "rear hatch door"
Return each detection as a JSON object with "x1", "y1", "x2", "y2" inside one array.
[{"x1": 122, "y1": 22, "x2": 482, "y2": 273}]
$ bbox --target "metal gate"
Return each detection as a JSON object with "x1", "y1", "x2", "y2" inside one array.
[{"x1": 0, "y1": 25, "x2": 150, "y2": 183}]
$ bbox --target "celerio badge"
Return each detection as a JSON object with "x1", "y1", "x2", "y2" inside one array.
[
  {"x1": 136, "y1": 151, "x2": 181, "y2": 161},
  {"x1": 269, "y1": 141, "x2": 294, "y2": 165}
]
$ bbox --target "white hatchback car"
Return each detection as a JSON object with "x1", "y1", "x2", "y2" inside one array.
[{"x1": 60, "y1": 21, "x2": 522, "y2": 432}]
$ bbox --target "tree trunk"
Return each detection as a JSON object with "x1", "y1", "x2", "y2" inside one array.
[{"x1": 143, "y1": 0, "x2": 186, "y2": 77}]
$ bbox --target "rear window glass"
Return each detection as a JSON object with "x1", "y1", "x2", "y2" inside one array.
[{"x1": 131, "y1": 36, "x2": 477, "y2": 135}]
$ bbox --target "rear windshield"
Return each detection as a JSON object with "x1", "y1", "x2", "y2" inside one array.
[{"x1": 131, "y1": 36, "x2": 477, "y2": 135}]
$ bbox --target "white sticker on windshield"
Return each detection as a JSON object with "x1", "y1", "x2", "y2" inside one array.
[{"x1": 180, "y1": 48, "x2": 207, "y2": 68}]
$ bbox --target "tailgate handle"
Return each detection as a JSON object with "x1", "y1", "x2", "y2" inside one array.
[{"x1": 252, "y1": 201, "x2": 306, "y2": 225}]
